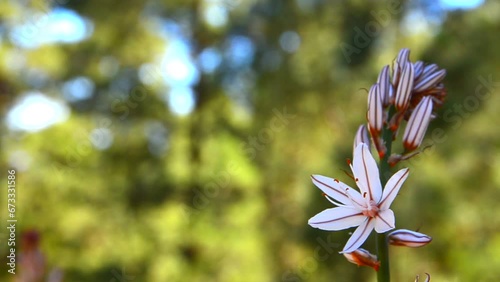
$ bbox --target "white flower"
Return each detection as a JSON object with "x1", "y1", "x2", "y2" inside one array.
[{"x1": 308, "y1": 143, "x2": 410, "y2": 253}]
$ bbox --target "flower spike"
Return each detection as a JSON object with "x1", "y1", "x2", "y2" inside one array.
[{"x1": 308, "y1": 48, "x2": 446, "y2": 274}]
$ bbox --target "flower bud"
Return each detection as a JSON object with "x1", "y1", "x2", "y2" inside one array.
[
  {"x1": 367, "y1": 83, "x2": 383, "y2": 136},
  {"x1": 402, "y1": 97, "x2": 433, "y2": 151},
  {"x1": 343, "y1": 248, "x2": 380, "y2": 271},
  {"x1": 392, "y1": 48, "x2": 411, "y2": 85},
  {"x1": 388, "y1": 229, "x2": 432, "y2": 247},
  {"x1": 388, "y1": 150, "x2": 422, "y2": 166},
  {"x1": 388, "y1": 154, "x2": 403, "y2": 167},
  {"x1": 377, "y1": 65, "x2": 392, "y2": 107},
  {"x1": 395, "y1": 62, "x2": 415, "y2": 112},
  {"x1": 373, "y1": 136, "x2": 387, "y2": 159},
  {"x1": 353, "y1": 125, "x2": 371, "y2": 152},
  {"x1": 413, "y1": 61, "x2": 424, "y2": 80},
  {"x1": 415, "y1": 273, "x2": 431, "y2": 282},
  {"x1": 422, "y1": 63, "x2": 439, "y2": 77},
  {"x1": 414, "y1": 69, "x2": 446, "y2": 92},
  {"x1": 397, "y1": 48, "x2": 411, "y2": 62}
]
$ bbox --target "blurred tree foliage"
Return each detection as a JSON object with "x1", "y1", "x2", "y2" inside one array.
[{"x1": 1, "y1": 0, "x2": 500, "y2": 281}]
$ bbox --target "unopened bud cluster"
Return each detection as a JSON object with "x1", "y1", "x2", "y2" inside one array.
[{"x1": 356, "y1": 48, "x2": 447, "y2": 164}]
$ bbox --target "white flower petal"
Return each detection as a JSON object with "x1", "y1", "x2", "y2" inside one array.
[
  {"x1": 308, "y1": 207, "x2": 366, "y2": 231},
  {"x1": 352, "y1": 143, "x2": 382, "y2": 203},
  {"x1": 342, "y1": 218, "x2": 375, "y2": 253},
  {"x1": 311, "y1": 175, "x2": 351, "y2": 205},
  {"x1": 374, "y1": 209, "x2": 395, "y2": 233},
  {"x1": 379, "y1": 168, "x2": 410, "y2": 210}
]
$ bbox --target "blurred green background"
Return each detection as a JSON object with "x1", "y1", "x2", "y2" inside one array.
[{"x1": 1, "y1": 0, "x2": 499, "y2": 281}]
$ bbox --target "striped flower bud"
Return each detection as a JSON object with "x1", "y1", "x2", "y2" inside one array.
[
  {"x1": 395, "y1": 62, "x2": 415, "y2": 112},
  {"x1": 396, "y1": 48, "x2": 411, "y2": 62},
  {"x1": 353, "y1": 124, "x2": 371, "y2": 152},
  {"x1": 415, "y1": 273, "x2": 431, "y2": 282},
  {"x1": 377, "y1": 65, "x2": 392, "y2": 107},
  {"x1": 388, "y1": 229, "x2": 432, "y2": 248},
  {"x1": 403, "y1": 97, "x2": 433, "y2": 151},
  {"x1": 367, "y1": 83, "x2": 383, "y2": 136},
  {"x1": 343, "y1": 248, "x2": 380, "y2": 271},
  {"x1": 392, "y1": 48, "x2": 411, "y2": 86},
  {"x1": 414, "y1": 69, "x2": 446, "y2": 92},
  {"x1": 413, "y1": 61, "x2": 425, "y2": 80},
  {"x1": 421, "y1": 63, "x2": 439, "y2": 77}
]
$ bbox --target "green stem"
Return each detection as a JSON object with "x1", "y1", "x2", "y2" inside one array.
[
  {"x1": 377, "y1": 109, "x2": 396, "y2": 282},
  {"x1": 376, "y1": 232, "x2": 390, "y2": 282}
]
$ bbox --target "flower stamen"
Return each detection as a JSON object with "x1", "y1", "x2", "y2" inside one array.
[{"x1": 362, "y1": 200, "x2": 379, "y2": 218}]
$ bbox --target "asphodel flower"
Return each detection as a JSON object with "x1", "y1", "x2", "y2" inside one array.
[
  {"x1": 402, "y1": 96, "x2": 433, "y2": 151},
  {"x1": 388, "y1": 229, "x2": 432, "y2": 247},
  {"x1": 343, "y1": 248, "x2": 380, "y2": 271},
  {"x1": 308, "y1": 143, "x2": 410, "y2": 253}
]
